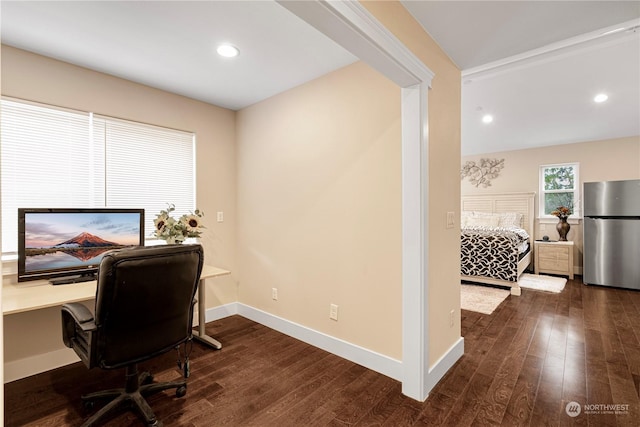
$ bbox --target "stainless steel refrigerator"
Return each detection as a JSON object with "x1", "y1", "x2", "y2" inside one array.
[{"x1": 583, "y1": 179, "x2": 640, "y2": 289}]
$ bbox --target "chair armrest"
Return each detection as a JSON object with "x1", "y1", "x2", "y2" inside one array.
[
  {"x1": 62, "y1": 303, "x2": 95, "y2": 331},
  {"x1": 61, "y1": 303, "x2": 97, "y2": 368}
]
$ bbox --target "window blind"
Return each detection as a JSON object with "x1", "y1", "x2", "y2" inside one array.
[
  {"x1": 1, "y1": 100, "x2": 104, "y2": 253},
  {"x1": 1, "y1": 98, "x2": 196, "y2": 253},
  {"x1": 93, "y1": 116, "x2": 196, "y2": 236}
]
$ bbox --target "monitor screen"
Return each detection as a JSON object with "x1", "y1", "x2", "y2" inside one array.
[{"x1": 18, "y1": 208, "x2": 145, "y2": 283}]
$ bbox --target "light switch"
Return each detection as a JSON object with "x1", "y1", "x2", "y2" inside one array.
[
  {"x1": 217, "y1": 211, "x2": 224, "y2": 222},
  {"x1": 446, "y1": 211, "x2": 455, "y2": 229}
]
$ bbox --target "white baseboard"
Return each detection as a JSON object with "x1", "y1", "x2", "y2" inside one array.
[
  {"x1": 200, "y1": 302, "x2": 403, "y2": 380},
  {"x1": 234, "y1": 303, "x2": 403, "y2": 381},
  {"x1": 4, "y1": 348, "x2": 80, "y2": 383},
  {"x1": 5, "y1": 302, "x2": 462, "y2": 392},
  {"x1": 203, "y1": 302, "x2": 239, "y2": 323},
  {"x1": 426, "y1": 337, "x2": 464, "y2": 392}
]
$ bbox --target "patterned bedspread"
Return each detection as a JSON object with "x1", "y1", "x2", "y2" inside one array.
[{"x1": 461, "y1": 226, "x2": 530, "y2": 282}]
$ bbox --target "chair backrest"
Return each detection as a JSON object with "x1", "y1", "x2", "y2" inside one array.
[{"x1": 93, "y1": 244, "x2": 204, "y2": 369}]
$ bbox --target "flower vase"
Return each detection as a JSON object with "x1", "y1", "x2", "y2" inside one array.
[
  {"x1": 183, "y1": 237, "x2": 201, "y2": 245},
  {"x1": 556, "y1": 217, "x2": 570, "y2": 241}
]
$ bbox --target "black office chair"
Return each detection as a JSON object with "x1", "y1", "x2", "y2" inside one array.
[{"x1": 61, "y1": 244, "x2": 204, "y2": 427}]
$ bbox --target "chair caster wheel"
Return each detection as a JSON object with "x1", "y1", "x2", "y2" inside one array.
[
  {"x1": 141, "y1": 372, "x2": 154, "y2": 385},
  {"x1": 176, "y1": 385, "x2": 187, "y2": 398}
]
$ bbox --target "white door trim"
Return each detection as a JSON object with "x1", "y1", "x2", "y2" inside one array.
[{"x1": 277, "y1": 0, "x2": 434, "y2": 401}]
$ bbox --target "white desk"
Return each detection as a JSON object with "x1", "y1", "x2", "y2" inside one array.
[
  {"x1": 193, "y1": 266, "x2": 231, "y2": 349},
  {"x1": 2, "y1": 265, "x2": 231, "y2": 348}
]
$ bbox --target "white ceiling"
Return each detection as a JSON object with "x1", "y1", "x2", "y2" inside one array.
[
  {"x1": 402, "y1": 1, "x2": 640, "y2": 155},
  {"x1": 2, "y1": 1, "x2": 639, "y2": 156},
  {"x1": 401, "y1": 1, "x2": 640, "y2": 70},
  {"x1": 0, "y1": 1, "x2": 358, "y2": 111}
]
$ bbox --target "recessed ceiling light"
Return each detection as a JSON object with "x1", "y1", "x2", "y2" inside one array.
[
  {"x1": 482, "y1": 114, "x2": 493, "y2": 124},
  {"x1": 216, "y1": 44, "x2": 239, "y2": 58},
  {"x1": 594, "y1": 93, "x2": 608, "y2": 103}
]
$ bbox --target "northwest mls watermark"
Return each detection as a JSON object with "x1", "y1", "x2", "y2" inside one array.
[{"x1": 565, "y1": 401, "x2": 630, "y2": 417}]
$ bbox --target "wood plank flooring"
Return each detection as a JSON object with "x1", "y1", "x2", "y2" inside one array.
[{"x1": 5, "y1": 276, "x2": 640, "y2": 426}]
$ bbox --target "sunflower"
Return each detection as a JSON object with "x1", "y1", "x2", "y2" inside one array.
[
  {"x1": 181, "y1": 214, "x2": 202, "y2": 232},
  {"x1": 154, "y1": 215, "x2": 168, "y2": 233},
  {"x1": 153, "y1": 204, "x2": 204, "y2": 242}
]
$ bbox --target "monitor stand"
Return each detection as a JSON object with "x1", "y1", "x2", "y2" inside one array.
[{"x1": 49, "y1": 274, "x2": 96, "y2": 286}]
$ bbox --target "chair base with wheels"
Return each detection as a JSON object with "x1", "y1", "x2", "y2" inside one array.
[
  {"x1": 80, "y1": 364, "x2": 186, "y2": 427},
  {"x1": 61, "y1": 245, "x2": 204, "y2": 427}
]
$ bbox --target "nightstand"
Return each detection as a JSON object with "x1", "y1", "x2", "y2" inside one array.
[{"x1": 534, "y1": 240, "x2": 574, "y2": 279}]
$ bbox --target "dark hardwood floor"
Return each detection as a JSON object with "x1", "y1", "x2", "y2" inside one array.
[{"x1": 5, "y1": 276, "x2": 640, "y2": 426}]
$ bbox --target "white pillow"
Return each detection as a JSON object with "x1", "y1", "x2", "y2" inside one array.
[
  {"x1": 497, "y1": 212, "x2": 523, "y2": 228},
  {"x1": 460, "y1": 211, "x2": 473, "y2": 227},
  {"x1": 464, "y1": 215, "x2": 500, "y2": 228},
  {"x1": 463, "y1": 211, "x2": 524, "y2": 228}
]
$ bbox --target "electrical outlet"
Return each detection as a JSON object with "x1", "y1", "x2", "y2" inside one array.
[
  {"x1": 217, "y1": 211, "x2": 224, "y2": 222},
  {"x1": 449, "y1": 309, "x2": 455, "y2": 327},
  {"x1": 272, "y1": 288, "x2": 278, "y2": 301},
  {"x1": 329, "y1": 304, "x2": 339, "y2": 321}
]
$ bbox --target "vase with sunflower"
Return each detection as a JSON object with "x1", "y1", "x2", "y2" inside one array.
[
  {"x1": 153, "y1": 204, "x2": 204, "y2": 244},
  {"x1": 550, "y1": 206, "x2": 571, "y2": 241}
]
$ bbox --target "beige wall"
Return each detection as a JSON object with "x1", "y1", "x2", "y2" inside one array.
[
  {"x1": 1, "y1": 45, "x2": 238, "y2": 366},
  {"x1": 461, "y1": 136, "x2": 640, "y2": 270},
  {"x1": 236, "y1": 2, "x2": 462, "y2": 365},
  {"x1": 362, "y1": 1, "x2": 462, "y2": 367},
  {"x1": 237, "y1": 61, "x2": 403, "y2": 357}
]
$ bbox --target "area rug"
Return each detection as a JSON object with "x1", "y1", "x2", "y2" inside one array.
[
  {"x1": 461, "y1": 284, "x2": 510, "y2": 315},
  {"x1": 518, "y1": 273, "x2": 566, "y2": 293}
]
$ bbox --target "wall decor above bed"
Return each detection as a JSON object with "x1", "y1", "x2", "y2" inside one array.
[{"x1": 460, "y1": 158, "x2": 505, "y2": 188}]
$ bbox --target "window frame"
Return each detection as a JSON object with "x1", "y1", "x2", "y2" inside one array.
[{"x1": 538, "y1": 162, "x2": 580, "y2": 219}]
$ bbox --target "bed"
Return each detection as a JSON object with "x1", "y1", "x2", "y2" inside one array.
[{"x1": 460, "y1": 192, "x2": 535, "y2": 296}]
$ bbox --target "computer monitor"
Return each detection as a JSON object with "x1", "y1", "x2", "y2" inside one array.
[{"x1": 18, "y1": 208, "x2": 145, "y2": 284}]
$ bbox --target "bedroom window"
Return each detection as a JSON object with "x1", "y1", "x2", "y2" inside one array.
[
  {"x1": 0, "y1": 97, "x2": 196, "y2": 254},
  {"x1": 539, "y1": 163, "x2": 580, "y2": 218}
]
